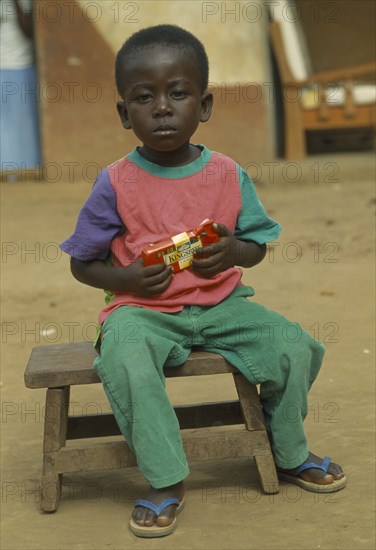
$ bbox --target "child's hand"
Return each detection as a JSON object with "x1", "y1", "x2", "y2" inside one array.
[
  {"x1": 70, "y1": 257, "x2": 173, "y2": 296},
  {"x1": 191, "y1": 223, "x2": 238, "y2": 278},
  {"x1": 124, "y1": 258, "x2": 174, "y2": 296}
]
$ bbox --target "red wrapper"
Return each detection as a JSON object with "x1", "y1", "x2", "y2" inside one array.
[{"x1": 142, "y1": 219, "x2": 219, "y2": 273}]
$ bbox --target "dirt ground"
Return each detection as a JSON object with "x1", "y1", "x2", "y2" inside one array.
[{"x1": 1, "y1": 152, "x2": 375, "y2": 550}]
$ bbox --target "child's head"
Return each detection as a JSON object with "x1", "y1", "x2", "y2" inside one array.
[
  {"x1": 115, "y1": 25, "x2": 213, "y2": 162},
  {"x1": 115, "y1": 24, "x2": 209, "y2": 98}
]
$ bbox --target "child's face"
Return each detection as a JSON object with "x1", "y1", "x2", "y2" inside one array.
[{"x1": 117, "y1": 45, "x2": 212, "y2": 163}]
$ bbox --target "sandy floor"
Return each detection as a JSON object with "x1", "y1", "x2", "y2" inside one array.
[{"x1": 1, "y1": 152, "x2": 375, "y2": 550}]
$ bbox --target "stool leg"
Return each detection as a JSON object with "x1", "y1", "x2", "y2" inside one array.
[
  {"x1": 41, "y1": 473, "x2": 63, "y2": 512},
  {"x1": 233, "y1": 374, "x2": 279, "y2": 494},
  {"x1": 254, "y1": 455, "x2": 279, "y2": 494},
  {"x1": 40, "y1": 386, "x2": 70, "y2": 512},
  {"x1": 232, "y1": 374, "x2": 265, "y2": 430}
]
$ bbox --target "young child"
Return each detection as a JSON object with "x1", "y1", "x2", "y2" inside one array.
[{"x1": 61, "y1": 24, "x2": 346, "y2": 538}]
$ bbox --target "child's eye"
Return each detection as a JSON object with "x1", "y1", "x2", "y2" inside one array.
[
  {"x1": 136, "y1": 94, "x2": 152, "y2": 102},
  {"x1": 171, "y1": 91, "x2": 187, "y2": 99}
]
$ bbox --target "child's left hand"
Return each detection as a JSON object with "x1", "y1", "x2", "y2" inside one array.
[{"x1": 191, "y1": 223, "x2": 238, "y2": 278}]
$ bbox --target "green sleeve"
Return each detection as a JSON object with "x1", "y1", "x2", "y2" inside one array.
[{"x1": 234, "y1": 164, "x2": 282, "y2": 244}]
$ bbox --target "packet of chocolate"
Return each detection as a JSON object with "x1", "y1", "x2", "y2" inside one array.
[{"x1": 142, "y1": 219, "x2": 219, "y2": 272}]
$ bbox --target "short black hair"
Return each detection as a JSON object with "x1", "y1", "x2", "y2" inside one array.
[{"x1": 115, "y1": 24, "x2": 209, "y2": 97}]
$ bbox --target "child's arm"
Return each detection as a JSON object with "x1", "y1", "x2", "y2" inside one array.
[
  {"x1": 71, "y1": 257, "x2": 173, "y2": 297},
  {"x1": 191, "y1": 223, "x2": 266, "y2": 278}
]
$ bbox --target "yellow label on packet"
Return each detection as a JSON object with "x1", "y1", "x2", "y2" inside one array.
[{"x1": 163, "y1": 232, "x2": 202, "y2": 269}]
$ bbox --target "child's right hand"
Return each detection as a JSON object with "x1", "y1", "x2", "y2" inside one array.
[
  {"x1": 70, "y1": 257, "x2": 173, "y2": 297},
  {"x1": 123, "y1": 258, "x2": 174, "y2": 297}
]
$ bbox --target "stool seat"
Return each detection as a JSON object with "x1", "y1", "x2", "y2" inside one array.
[{"x1": 24, "y1": 341, "x2": 279, "y2": 512}]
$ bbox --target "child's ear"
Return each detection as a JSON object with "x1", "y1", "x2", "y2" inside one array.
[
  {"x1": 200, "y1": 92, "x2": 213, "y2": 123},
  {"x1": 116, "y1": 100, "x2": 132, "y2": 129}
]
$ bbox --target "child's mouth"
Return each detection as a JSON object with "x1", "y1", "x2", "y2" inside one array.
[{"x1": 153, "y1": 126, "x2": 177, "y2": 136}]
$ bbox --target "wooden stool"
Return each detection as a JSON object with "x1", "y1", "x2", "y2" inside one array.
[{"x1": 24, "y1": 342, "x2": 279, "y2": 512}]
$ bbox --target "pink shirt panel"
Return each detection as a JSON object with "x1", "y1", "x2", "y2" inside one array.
[{"x1": 98, "y1": 152, "x2": 243, "y2": 323}]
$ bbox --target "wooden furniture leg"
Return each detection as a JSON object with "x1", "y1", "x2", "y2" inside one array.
[
  {"x1": 41, "y1": 386, "x2": 70, "y2": 512},
  {"x1": 233, "y1": 374, "x2": 279, "y2": 494}
]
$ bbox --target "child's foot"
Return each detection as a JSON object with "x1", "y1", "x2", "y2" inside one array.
[
  {"x1": 129, "y1": 481, "x2": 185, "y2": 537},
  {"x1": 277, "y1": 452, "x2": 346, "y2": 493}
]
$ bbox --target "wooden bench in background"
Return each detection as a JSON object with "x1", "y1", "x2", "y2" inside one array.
[{"x1": 24, "y1": 342, "x2": 279, "y2": 512}]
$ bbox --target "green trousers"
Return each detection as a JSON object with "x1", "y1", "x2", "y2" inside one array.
[{"x1": 93, "y1": 286, "x2": 325, "y2": 488}]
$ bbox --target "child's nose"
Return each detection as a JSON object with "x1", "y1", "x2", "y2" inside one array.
[{"x1": 153, "y1": 94, "x2": 172, "y2": 117}]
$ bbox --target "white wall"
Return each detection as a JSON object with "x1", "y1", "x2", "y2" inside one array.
[{"x1": 78, "y1": 0, "x2": 271, "y2": 84}]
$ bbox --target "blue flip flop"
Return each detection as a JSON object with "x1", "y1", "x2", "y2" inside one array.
[
  {"x1": 129, "y1": 497, "x2": 185, "y2": 538},
  {"x1": 277, "y1": 456, "x2": 347, "y2": 493}
]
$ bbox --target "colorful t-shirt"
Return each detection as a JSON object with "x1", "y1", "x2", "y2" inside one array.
[{"x1": 61, "y1": 146, "x2": 281, "y2": 323}]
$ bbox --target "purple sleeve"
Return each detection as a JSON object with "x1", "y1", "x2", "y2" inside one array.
[{"x1": 60, "y1": 169, "x2": 124, "y2": 260}]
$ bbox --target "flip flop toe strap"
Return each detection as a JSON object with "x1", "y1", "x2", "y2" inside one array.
[
  {"x1": 134, "y1": 497, "x2": 180, "y2": 516},
  {"x1": 289, "y1": 455, "x2": 332, "y2": 475}
]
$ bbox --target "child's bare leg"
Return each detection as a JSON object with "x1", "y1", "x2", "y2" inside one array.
[{"x1": 132, "y1": 481, "x2": 185, "y2": 527}]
